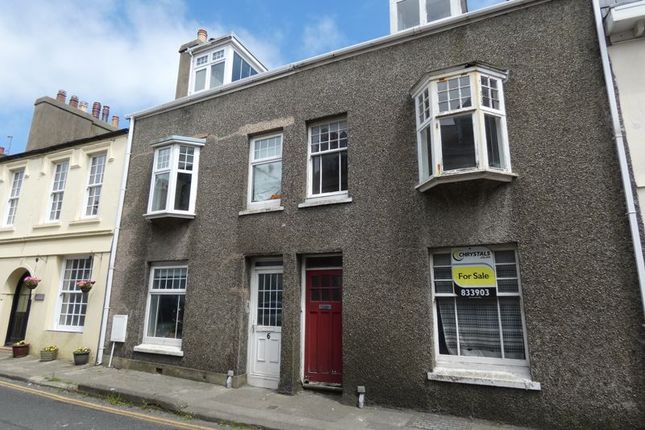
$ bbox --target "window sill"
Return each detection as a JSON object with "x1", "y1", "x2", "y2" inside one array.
[
  {"x1": 417, "y1": 169, "x2": 516, "y2": 192},
  {"x1": 239, "y1": 206, "x2": 284, "y2": 216},
  {"x1": 0, "y1": 226, "x2": 15, "y2": 233},
  {"x1": 133, "y1": 344, "x2": 184, "y2": 357},
  {"x1": 69, "y1": 218, "x2": 101, "y2": 226},
  {"x1": 48, "y1": 328, "x2": 84, "y2": 334},
  {"x1": 32, "y1": 222, "x2": 62, "y2": 230},
  {"x1": 298, "y1": 195, "x2": 352, "y2": 209},
  {"x1": 427, "y1": 367, "x2": 541, "y2": 391},
  {"x1": 143, "y1": 211, "x2": 196, "y2": 221}
]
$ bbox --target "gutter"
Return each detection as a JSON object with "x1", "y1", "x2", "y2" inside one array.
[
  {"x1": 96, "y1": 118, "x2": 135, "y2": 364},
  {"x1": 592, "y1": 0, "x2": 645, "y2": 319},
  {"x1": 128, "y1": 0, "x2": 550, "y2": 120}
]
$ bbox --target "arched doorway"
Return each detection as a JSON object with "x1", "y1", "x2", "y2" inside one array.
[{"x1": 4, "y1": 272, "x2": 32, "y2": 345}]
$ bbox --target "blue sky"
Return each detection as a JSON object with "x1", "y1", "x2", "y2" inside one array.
[
  {"x1": 0, "y1": 0, "x2": 389, "y2": 155},
  {"x1": 0, "y1": 0, "x2": 501, "y2": 155}
]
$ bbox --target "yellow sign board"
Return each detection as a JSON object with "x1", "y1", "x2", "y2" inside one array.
[{"x1": 451, "y1": 265, "x2": 496, "y2": 288}]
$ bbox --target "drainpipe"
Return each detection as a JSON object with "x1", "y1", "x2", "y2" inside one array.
[
  {"x1": 592, "y1": 0, "x2": 645, "y2": 319},
  {"x1": 96, "y1": 118, "x2": 135, "y2": 364}
]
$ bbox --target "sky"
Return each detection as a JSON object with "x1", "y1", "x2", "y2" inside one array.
[{"x1": 0, "y1": 0, "x2": 389, "y2": 155}]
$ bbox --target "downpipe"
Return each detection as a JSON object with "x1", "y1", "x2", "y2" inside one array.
[
  {"x1": 592, "y1": 0, "x2": 645, "y2": 320},
  {"x1": 96, "y1": 118, "x2": 135, "y2": 364}
]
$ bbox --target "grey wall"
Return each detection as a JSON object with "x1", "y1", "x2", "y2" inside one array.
[
  {"x1": 175, "y1": 39, "x2": 203, "y2": 99},
  {"x1": 109, "y1": 1, "x2": 644, "y2": 428},
  {"x1": 26, "y1": 97, "x2": 116, "y2": 151}
]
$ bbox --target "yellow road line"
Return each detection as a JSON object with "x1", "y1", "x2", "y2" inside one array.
[{"x1": 0, "y1": 379, "x2": 215, "y2": 430}]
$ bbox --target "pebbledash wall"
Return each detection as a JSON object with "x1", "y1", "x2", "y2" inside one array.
[
  {"x1": 106, "y1": 1, "x2": 644, "y2": 428},
  {"x1": 0, "y1": 130, "x2": 128, "y2": 361}
]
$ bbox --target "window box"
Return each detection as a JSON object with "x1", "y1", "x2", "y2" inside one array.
[
  {"x1": 430, "y1": 246, "x2": 538, "y2": 388},
  {"x1": 144, "y1": 136, "x2": 204, "y2": 220},
  {"x1": 411, "y1": 64, "x2": 514, "y2": 191}
]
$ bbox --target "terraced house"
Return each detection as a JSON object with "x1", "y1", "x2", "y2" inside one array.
[
  {"x1": 103, "y1": 0, "x2": 644, "y2": 429},
  {"x1": 0, "y1": 93, "x2": 128, "y2": 361}
]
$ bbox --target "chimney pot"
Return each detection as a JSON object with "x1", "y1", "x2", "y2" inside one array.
[
  {"x1": 92, "y1": 102, "x2": 101, "y2": 119},
  {"x1": 197, "y1": 28, "x2": 207, "y2": 42},
  {"x1": 79, "y1": 101, "x2": 88, "y2": 112},
  {"x1": 111, "y1": 115, "x2": 119, "y2": 128},
  {"x1": 101, "y1": 105, "x2": 110, "y2": 122},
  {"x1": 69, "y1": 95, "x2": 79, "y2": 108},
  {"x1": 0, "y1": 147, "x2": 5, "y2": 155},
  {"x1": 56, "y1": 90, "x2": 67, "y2": 103}
]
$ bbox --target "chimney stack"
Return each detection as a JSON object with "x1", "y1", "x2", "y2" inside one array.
[
  {"x1": 92, "y1": 102, "x2": 101, "y2": 119},
  {"x1": 69, "y1": 95, "x2": 79, "y2": 108},
  {"x1": 0, "y1": 147, "x2": 5, "y2": 156},
  {"x1": 79, "y1": 101, "x2": 88, "y2": 112},
  {"x1": 56, "y1": 90, "x2": 67, "y2": 103},
  {"x1": 197, "y1": 28, "x2": 207, "y2": 42},
  {"x1": 111, "y1": 115, "x2": 119, "y2": 128},
  {"x1": 101, "y1": 105, "x2": 110, "y2": 122}
]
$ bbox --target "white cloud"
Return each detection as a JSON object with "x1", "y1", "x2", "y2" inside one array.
[
  {"x1": 0, "y1": 0, "x2": 284, "y2": 117},
  {"x1": 302, "y1": 16, "x2": 346, "y2": 57}
]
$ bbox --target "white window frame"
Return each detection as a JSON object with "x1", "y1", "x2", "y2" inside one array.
[
  {"x1": 191, "y1": 47, "x2": 227, "y2": 94},
  {"x1": 306, "y1": 118, "x2": 349, "y2": 201},
  {"x1": 145, "y1": 136, "x2": 204, "y2": 220},
  {"x1": 141, "y1": 265, "x2": 187, "y2": 349},
  {"x1": 4, "y1": 168, "x2": 25, "y2": 226},
  {"x1": 429, "y1": 246, "x2": 532, "y2": 378},
  {"x1": 54, "y1": 256, "x2": 93, "y2": 332},
  {"x1": 412, "y1": 66, "x2": 513, "y2": 191},
  {"x1": 247, "y1": 133, "x2": 283, "y2": 211},
  {"x1": 83, "y1": 152, "x2": 107, "y2": 218},
  {"x1": 47, "y1": 159, "x2": 70, "y2": 222},
  {"x1": 390, "y1": 0, "x2": 511, "y2": 32}
]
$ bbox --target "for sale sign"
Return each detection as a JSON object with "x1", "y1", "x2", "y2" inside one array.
[{"x1": 451, "y1": 247, "x2": 497, "y2": 298}]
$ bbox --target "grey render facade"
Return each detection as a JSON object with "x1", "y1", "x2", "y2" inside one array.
[{"x1": 106, "y1": 1, "x2": 644, "y2": 428}]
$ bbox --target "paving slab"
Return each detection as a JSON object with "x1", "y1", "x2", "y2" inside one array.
[{"x1": 0, "y1": 351, "x2": 534, "y2": 430}]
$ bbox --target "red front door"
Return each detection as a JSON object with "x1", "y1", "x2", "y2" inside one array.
[{"x1": 305, "y1": 269, "x2": 343, "y2": 385}]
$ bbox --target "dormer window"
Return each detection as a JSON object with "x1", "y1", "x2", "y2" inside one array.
[
  {"x1": 390, "y1": 0, "x2": 509, "y2": 32},
  {"x1": 411, "y1": 65, "x2": 514, "y2": 191},
  {"x1": 145, "y1": 136, "x2": 205, "y2": 220},
  {"x1": 187, "y1": 36, "x2": 266, "y2": 96}
]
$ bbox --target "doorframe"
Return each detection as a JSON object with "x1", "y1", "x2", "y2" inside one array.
[
  {"x1": 246, "y1": 259, "x2": 283, "y2": 389},
  {"x1": 299, "y1": 255, "x2": 343, "y2": 386},
  {"x1": 4, "y1": 272, "x2": 31, "y2": 346}
]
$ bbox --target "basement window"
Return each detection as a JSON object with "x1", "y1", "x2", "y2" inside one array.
[
  {"x1": 411, "y1": 65, "x2": 514, "y2": 191},
  {"x1": 144, "y1": 136, "x2": 205, "y2": 220}
]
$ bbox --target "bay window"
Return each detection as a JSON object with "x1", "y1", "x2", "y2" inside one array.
[
  {"x1": 145, "y1": 136, "x2": 204, "y2": 220},
  {"x1": 412, "y1": 65, "x2": 513, "y2": 191},
  {"x1": 247, "y1": 133, "x2": 283, "y2": 210}
]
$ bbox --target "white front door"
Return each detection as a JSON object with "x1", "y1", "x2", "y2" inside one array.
[{"x1": 247, "y1": 266, "x2": 283, "y2": 389}]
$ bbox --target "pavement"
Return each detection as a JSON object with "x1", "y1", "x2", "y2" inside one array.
[{"x1": 0, "y1": 350, "x2": 534, "y2": 430}]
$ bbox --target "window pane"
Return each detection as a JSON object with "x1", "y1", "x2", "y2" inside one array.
[
  {"x1": 232, "y1": 53, "x2": 242, "y2": 81},
  {"x1": 174, "y1": 172, "x2": 192, "y2": 211},
  {"x1": 340, "y1": 152, "x2": 348, "y2": 191},
  {"x1": 178, "y1": 146, "x2": 194, "y2": 171},
  {"x1": 485, "y1": 115, "x2": 503, "y2": 168},
  {"x1": 422, "y1": 125, "x2": 433, "y2": 176},
  {"x1": 427, "y1": 0, "x2": 451, "y2": 21},
  {"x1": 312, "y1": 155, "x2": 321, "y2": 195},
  {"x1": 252, "y1": 161, "x2": 282, "y2": 202},
  {"x1": 152, "y1": 172, "x2": 169, "y2": 211},
  {"x1": 397, "y1": 0, "x2": 420, "y2": 30},
  {"x1": 149, "y1": 294, "x2": 183, "y2": 339},
  {"x1": 437, "y1": 298, "x2": 458, "y2": 355},
  {"x1": 440, "y1": 115, "x2": 476, "y2": 170},
  {"x1": 466, "y1": 0, "x2": 507, "y2": 13},
  {"x1": 456, "y1": 297, "x2": 502, "y2": 358},
  {"x1": 321, "y1": 152, "x2": 341, "y2": 193},
  {"x1": 194, "y1": 69, "x2": 206, "y2": 91},
  {"x1": 156, "y1": 147, "x2": 171, "y2": 170},
  {"x1": 210, "y1": 62, "x2": 225, "y2": 88},
  {"x1": 499, "y1": 297, "x2": 525, "y2": 359}
]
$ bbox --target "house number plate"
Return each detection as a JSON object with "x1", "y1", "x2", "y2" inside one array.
[
  {"x1": 319, "y1": 304, "x2": 332, "y2": 310},
  {"x1": 267, "y1": 333, "x2": 271, "y2": 339}
]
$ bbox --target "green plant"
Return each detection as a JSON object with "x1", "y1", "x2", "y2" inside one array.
[
  {"x1": 106, "y1": 393, "x2": 133, "y2": 407},
  {"x1": 42, "y1": 345, "x2": 59, "y2": 352},
  {"x1": 74, "y1": 346, "x2": 90, "y2": 354},
  {"x1": 13, "y1": 340, "x2": 26, "y2": 346}
]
